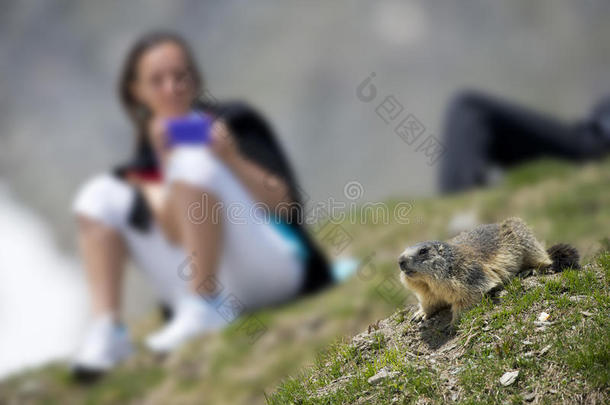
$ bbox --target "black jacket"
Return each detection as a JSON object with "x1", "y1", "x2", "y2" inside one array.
[{"x1": 113, "y1": 100, "x2": 332, "y2": 296}]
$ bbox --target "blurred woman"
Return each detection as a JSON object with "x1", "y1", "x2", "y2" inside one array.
[{"x1": 71, "y1": 31, "x2": 331, "y2": 376}]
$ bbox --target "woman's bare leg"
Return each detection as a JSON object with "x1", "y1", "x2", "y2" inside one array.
[
  {"x1": 169, "y1": 182, "x2": 223, "y2": 296},
  {"x1": 144, "y1": 182, "x2": 226, "y2": 353},
  {"x1": 76, "y1": 215, "x2": 127, "y2": 319}
]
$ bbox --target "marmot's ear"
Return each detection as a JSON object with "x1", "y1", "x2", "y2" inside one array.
[{"x1": 437, "y1": 244, "x2": 444, "y2": 253}]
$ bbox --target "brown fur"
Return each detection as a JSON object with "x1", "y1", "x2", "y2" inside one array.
[{"x1": 398, "y1": 217, "x2": 554, "y2": 325}]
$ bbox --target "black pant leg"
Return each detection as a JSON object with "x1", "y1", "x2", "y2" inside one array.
[
  {"x1": 439, "y1": 91, "x2": 493, "y2": 193},
  {"x1": 479, "y1": 94, "x2": 588, "y2": 164},
  {"x1": 439, "y1": 90, "x2": 604, "y2": 193}
]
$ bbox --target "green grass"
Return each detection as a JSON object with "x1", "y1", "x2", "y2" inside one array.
[
  {"x1": 505, "y1": 158, "x2": 575, "y2": 189},
  {"x1": 457, "y1": 264, "x2": 609, "y2": 403},
  {"x1": 269, "y1": 340, "x2": 443, "y2": 404},
  {"x1": 1, "y1": 158, "x2": 609, "y2": 405},
  {"x1": 269, "y1": 252, "x2": 610, "y2": 404}
]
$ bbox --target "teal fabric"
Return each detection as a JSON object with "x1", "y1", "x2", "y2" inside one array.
[
  {"x1": 270, "y1": 217, "x2": 309, "y2": 263},
  {"x1": 270, "y1": 217, "x2": 360, "y2": 283}
]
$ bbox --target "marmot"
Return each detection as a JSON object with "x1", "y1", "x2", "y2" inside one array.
[{"x1": 398, "y1": 217, "x2": 579, "y2": 325}]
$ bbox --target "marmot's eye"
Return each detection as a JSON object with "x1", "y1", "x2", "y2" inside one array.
[{"x1": 418, "y1": 247, "x2": 429, "y2": 256}]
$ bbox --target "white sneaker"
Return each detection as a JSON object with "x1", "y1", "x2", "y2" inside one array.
[
  {"x1": 72, "y1": 314, "x2": 133, "y2": 374},
  {"x1": 145, "y1": 294, "x2": 230, "y2": 353}
]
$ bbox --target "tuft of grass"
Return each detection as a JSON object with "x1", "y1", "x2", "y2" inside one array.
[
  {"x1": 505, "y1": 159, "x2": 575, "y2": 188},
  {"x1": 562, "y1": 321, "x2": 609, "y2": 389}
]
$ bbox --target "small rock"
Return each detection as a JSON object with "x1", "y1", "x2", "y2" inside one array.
[
  {"x1": 449, "y1": 367, "x2": 462, "y2": 375},
  {"x1": 580, "y1": 311, "x2": 594, "y2": 317},
  {"x1": 499, "y1": 370, "x2": 519, "y2": 386},
  {"x1": 523, "y1": 391, "x2": 536, "y2": 402},
  {"x1": 538, "y1": 312, "x2": 550, "y2": 322},
  {"x1": 439, "y1": 343, "x2": 457, "y2": 353},
  {"x1": 353, "y1": 334, "x2": 377, "y2": 351},
  {"x1": 367, "y1": 367, "x2": 399, "y2": 385},
  {"x1": 539, "y1": 344, "x2": 552, "y2": 356},
  {"x1": 522, "y1": 340, "x2": 533, "y2": 345}
]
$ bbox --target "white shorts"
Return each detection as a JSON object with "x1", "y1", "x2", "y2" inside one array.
[{"x1": 72, "y1": 146, "x2": 305, "y2": 311}]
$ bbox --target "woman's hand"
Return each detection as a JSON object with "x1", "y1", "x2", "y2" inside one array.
[
  {"x1": 210, "y1": 120, "x2": 240, "y2": 164},
  {"x1": 148, "y1": 115, "x2": 240, "y2": 168},
  {"x1": 208, "y1": 119, "x2": 293, "y2": 210}
]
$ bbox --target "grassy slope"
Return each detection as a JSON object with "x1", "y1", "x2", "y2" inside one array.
[
  {"x1": 1, "y1": 158, "x2": 609, "y2": 405},
  {"x1": 269, "y1": 252, "x2": 610, "y2": 404}
]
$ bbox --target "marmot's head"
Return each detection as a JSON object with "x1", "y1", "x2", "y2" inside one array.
[{"x1": 398, "y1": 241, "x2": 453, "y2": 279}]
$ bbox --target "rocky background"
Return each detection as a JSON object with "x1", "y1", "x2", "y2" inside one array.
[{"x1": 2, "y1": 0, "x2": 609, "y2": 251}]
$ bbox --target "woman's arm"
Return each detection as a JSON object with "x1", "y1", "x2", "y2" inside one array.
[
  {"x1": 131, "y1": 117, "x2": 293, "y2": 243},
  {"x1": 210, "y1": 121, "x2": 294, "y2": 211}
]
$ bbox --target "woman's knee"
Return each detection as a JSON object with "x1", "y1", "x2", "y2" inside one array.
[
  {"x1": 72, "y1": 173, "x2": 136, "y2": 229},
  {"x1": 165, "y1": 146, "x2": 225, "y2": 196}
]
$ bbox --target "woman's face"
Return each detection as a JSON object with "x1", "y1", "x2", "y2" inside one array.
[{"x1": 131, "y1": 40, "x2": 196, "y2": 118}]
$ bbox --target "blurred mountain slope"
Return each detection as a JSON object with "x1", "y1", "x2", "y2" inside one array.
[{"x1": 1, "y1": 158, "x2": 608, "y2": 404}]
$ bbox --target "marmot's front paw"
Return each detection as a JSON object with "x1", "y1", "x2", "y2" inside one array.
[{"x1": 411, "y1": 309, "x2": 426, "y2": 322}]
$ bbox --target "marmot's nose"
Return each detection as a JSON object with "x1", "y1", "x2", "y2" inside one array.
[{"x1": 398, "y1": 255, "x2": 409, "y2": 271}]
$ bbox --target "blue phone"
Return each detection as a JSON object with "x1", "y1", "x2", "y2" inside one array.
[{"x1": 166, "y1": 113, "x2": 212, "y2": 147}]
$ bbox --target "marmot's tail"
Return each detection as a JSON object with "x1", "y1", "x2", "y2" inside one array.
[{"x1": 547, "y1": 243, "x2": 580, "y2": 272}]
